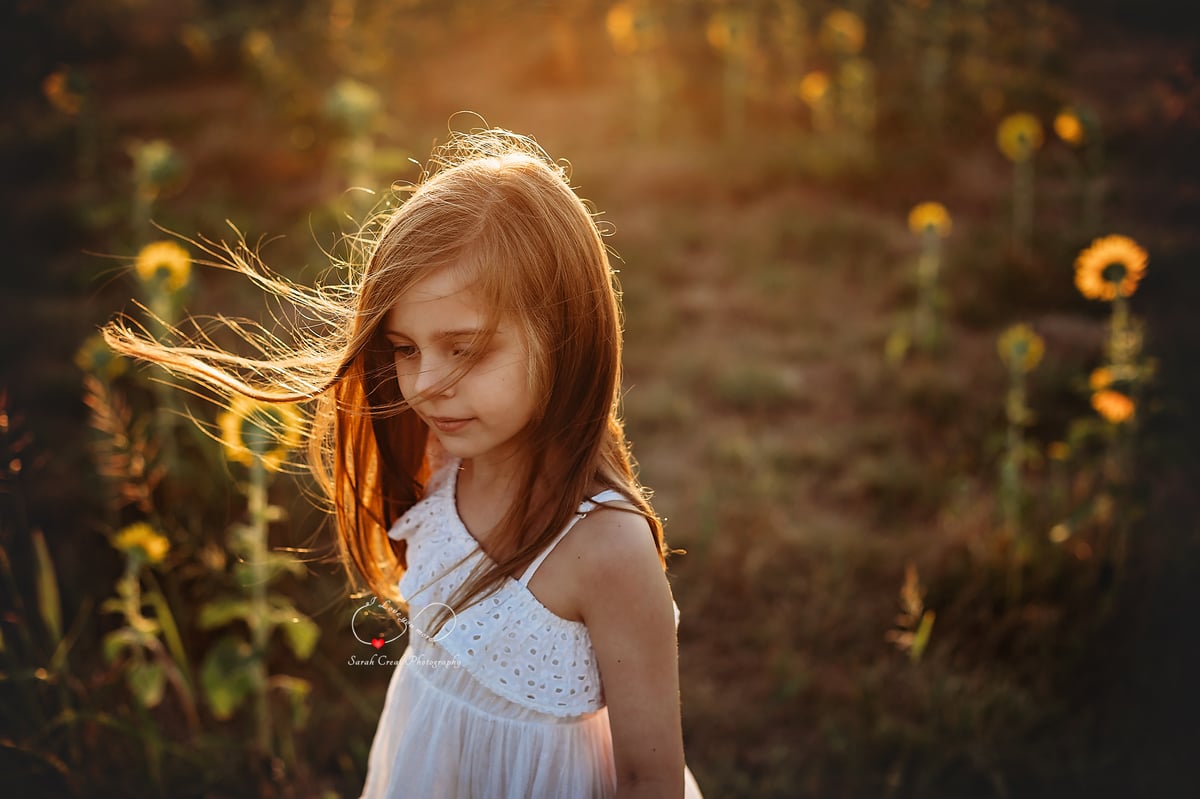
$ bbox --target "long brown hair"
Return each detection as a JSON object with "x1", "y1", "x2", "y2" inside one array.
[{"x1": 104, "y1": 128, "x2": 668, "y2": 613}]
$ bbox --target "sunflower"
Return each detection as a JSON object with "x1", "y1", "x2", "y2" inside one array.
[
  {"x1": 1047, "y1": 441, "x2": 1070, "y2": 461},
  {"x1": 1088, "y1": 366, "x2": 1113, "y2": 391},
  {"x1": 607, "y1": 2, "x2": 659, "y2": 55},
  {"x1": 218, "y1": 395, "x2": 305, "y2": 472},
  {"x1": 997, "y1": 323, "x2": 1044, "y2": 373},
  {"x1": 996, "y1": 113, "x2": 1044, "y2": 162},
  {"x1": 1091, "y1": 389, "x2": 1135, "y2": 424},
  {"x1": 242, "y1": 29, "x2": 276, "y2": 63},
  {"x1": 180, "y1": 24, "x2": 214, "y2": 62},
  {"x1": 42, "y1": 68, "x2": 83, "y2": 116},
  {"x1": 75, "y1": 333, "x2": 127, "y2": 380},
  {"x1": 1054, "y1": 108, "x2": 1085, "y2": 146},
  {"x1": 819, "y1": 10, "x2": 866, "y2": 55},
  {"x1": 112, "y1": 522, "x2": 170, "y2": 564},
  {"x1": 1074, "y1": 235, "x2": 1148, "y2": 301},
  {"x1": 706, "y1": 9, "x2": 753, "y2": 56},
  {"x1": 907, "y1": 202, "x2": 952, "y2": 238},
  {"x1": 798, "y1": 71, "x2": 830, "y2": 106},
  {"x1": 128, "y1": 139, "x2": 184, "y2": 199},
  {"x1": 606, "y1": 3, "x2": 635, "y2": 53},
  {"x1": 134, "y1": 241, "x2": 191, "y2": 292}
]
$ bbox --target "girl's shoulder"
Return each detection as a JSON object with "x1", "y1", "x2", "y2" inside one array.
[
  {"x1": 559, "y1": 503, "x2": 678, "y2": 636},
  {"x1": 566, "y1": 503, "x2": 658, "y2": 572},
  {"x1": 558, "y1": 503, "x2": 662, "y2": 596}
]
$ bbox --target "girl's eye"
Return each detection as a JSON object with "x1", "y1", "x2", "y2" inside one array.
[{"x1": 392, "y1": 345, "x2": 418, "y2": 360}]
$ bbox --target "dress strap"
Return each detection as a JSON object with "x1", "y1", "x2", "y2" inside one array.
[{"x1": 517, "y1": 490, "x2": 629, "y2": 586}]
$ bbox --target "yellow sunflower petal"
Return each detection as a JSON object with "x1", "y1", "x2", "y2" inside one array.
[
  {"x1": 607, "y1": 2, "x2": 659, "y2": 55},
  {"x1": 112, "y1": 522, "x2": 171, "y2": 564},
  {"x1": 798, "y1": 71, "x2": 830, "y2": 105},
  {"x1": 1088, "y1": 367, "x2": 1113, "y2": 391},
  {"x1": 1074, "y1": 234, "x2": 1148, "y2": 301},
  {"x1": 707, "y1": 9, "x2": 754, "y2": 56},
  {"x1": 134, "y1": 241, "x2": 192, "y2": 292},
  {"x1": 997, "y1": 323, "x2": 1045, "y2": 373},
  {"x1": 43, "y1": 69, "x2": 83, "y2": 115},
  {"x1": 907, "y1": 202, "x2": 952, "y2": 237},
  {"x1": 1054, "y1": 108, "x2": 1085, "y2": 146},
  {"x1": 218, "y1": 402, "x2": 255, "y2": 468},
  {"x1": 1091, "y1": 389, "x2": 1135, "y2": 424},
  {"x1": 997, "y1": 113, "x2": 1045, "y2": 162},
  {"x1": 218, "y1": 396, "x2": 305, "y2": 472},
  {"x1": 819, "y1": 10, "x2": 866, "y2": 55}
]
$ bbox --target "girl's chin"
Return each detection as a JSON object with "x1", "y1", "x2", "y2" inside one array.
[
  {"x1": 433, "y1": 436, "x2": 526, "y2": 467},
  {"x1": 432, "y1": 436, "x2": 480, "y2": 459}
]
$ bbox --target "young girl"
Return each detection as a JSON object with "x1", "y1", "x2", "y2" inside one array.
[{"x1": 105, "y1": 128, "x2": 704, "y2": 798}]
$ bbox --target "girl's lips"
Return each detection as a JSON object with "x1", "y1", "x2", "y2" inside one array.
[{"x1": 429, "y1": 417, "x2": 472, "y2": 434}]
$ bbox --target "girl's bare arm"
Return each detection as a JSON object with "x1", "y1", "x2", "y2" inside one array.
[{"x1": 575, "y1": 510, "x2": 686, "y2": 798}]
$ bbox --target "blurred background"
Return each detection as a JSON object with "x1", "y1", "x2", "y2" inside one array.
[{"x1": 2, "y1": 0, "x2": 1198, "y2": 797}]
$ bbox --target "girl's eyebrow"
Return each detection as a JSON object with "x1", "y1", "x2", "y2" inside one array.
[{"x1": 383, "y1": 328, "x2": 490, "y2": 340}]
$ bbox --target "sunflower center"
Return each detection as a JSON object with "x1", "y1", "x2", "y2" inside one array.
[
  {"x1": 240, "y1": 417, "x2": 276, "y2": 456},
  {"x1": 1102, "y1": 261, "x2": 1127, "y2": 284}
]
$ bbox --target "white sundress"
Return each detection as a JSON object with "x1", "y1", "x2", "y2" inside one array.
[{"x1": 359, "y1": 461, "x2": 704, "y2": 798}]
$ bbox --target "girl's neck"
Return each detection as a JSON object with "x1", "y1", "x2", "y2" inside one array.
[
  {"x1": 459, "y1": 448, "x2": 528, "y2": 493},
  {"x1": 455, "y1": 451, "x2": 531, "y2": 541}
]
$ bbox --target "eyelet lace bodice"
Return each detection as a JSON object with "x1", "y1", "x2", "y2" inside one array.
[{"x1": 388, "y1": 460, "x2": 675, "y2": 717}]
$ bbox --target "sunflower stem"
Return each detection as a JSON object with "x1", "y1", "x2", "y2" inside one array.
[
  {"x1": 77, "y1": 89, "x2": 98, "y2": 186},
  {"x1": 914, "y1": 231, "x2": 943, "y2": 352},
  {"x1": 247, "y1": 459, "x2": 272, "y2": 755},
  {"x1": 1001, "y1": 363, "x2": 1029, "y2": 604},
  {"x1": 1012, "y1": 157, "x2": 1034, "y2": 251},
  {"x1": 919, "y1": 4, "x2": 948, "y2": 134},
  {"x1": 1109, "y1": 295, "x2": 1130, "y2": 371},
  {"x1": 147, "y1": 291, "x2": 180, "y2": 476}
]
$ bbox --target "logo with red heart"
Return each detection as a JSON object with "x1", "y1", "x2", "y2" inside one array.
[
  {"x1": 350, "y1": 596, "x2": 459, "y2": 654},
  {"x1": 351, "y1": 596, "x2": 407, "y2": 651}
]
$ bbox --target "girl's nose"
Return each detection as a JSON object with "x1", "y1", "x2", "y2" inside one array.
[{"x1": 411, "y1": 357, "x2": 454, "y2": 399}]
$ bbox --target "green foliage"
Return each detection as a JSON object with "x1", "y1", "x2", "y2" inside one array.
[
  {"x1": 30, "y1": 530, "x2": 62, "y2": 647},
  {"x1": 202, "y1": 636, "x2": 257, "y2": 721},
  {"x1": 127, "y1": 660, "x2": 167, "y2": 709}
]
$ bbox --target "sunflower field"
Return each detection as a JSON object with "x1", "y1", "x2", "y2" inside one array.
[{"x1": 2, "y1": 1, "x2": 1198, "y2": 797}]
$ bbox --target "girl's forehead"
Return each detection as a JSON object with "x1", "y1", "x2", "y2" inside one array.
[
  {"x1": 386, "y1": 266, "x2": 492, "y2": 331},
  {"x1": 401, "y1": 265, "x2": 479, "y2": 304}
]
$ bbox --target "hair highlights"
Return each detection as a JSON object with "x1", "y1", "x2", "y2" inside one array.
[{"x1": 104, "y1": 127, "x2": 668, "y2": 614}]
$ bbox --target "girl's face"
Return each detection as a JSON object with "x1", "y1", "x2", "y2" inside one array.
[{"x1": 384, "y1": 265, "x2": 537, "y2": 468}]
